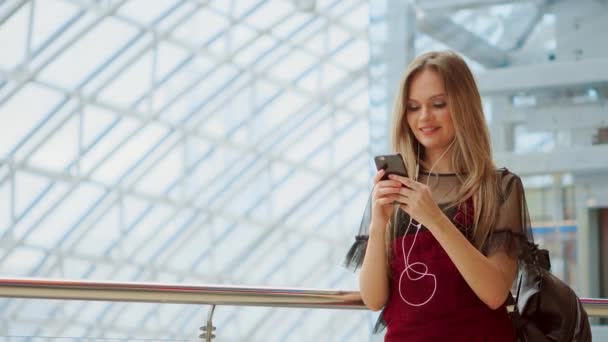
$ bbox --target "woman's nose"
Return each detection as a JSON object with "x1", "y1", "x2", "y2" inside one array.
[{"x1": 420, "y1": 105, "x2": 431, "y2": 119}]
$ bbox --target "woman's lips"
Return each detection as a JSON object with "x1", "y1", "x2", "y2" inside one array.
[{"x1": 420, "y1": 127, "x2": 440, "y2": 136}]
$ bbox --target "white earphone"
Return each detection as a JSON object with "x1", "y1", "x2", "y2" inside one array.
[{"x1": 397, "y1": 138, "x2": 456, "y2": 306}]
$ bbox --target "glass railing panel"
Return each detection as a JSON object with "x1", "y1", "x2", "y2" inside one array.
[{"x1": 0, "y1": 298, "x2": 372, "y2": 341}]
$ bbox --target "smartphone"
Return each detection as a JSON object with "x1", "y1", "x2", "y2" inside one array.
[{"x1": 374, "y1": 153, "x2": 407, "y2": 180}]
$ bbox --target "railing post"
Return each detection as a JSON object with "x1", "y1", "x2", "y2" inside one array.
[{"x1": 199, "y1": 304, "x2": 216, "y2": 341}]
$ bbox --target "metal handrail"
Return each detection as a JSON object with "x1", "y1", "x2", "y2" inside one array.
[
  {"x1": 1, "y1": 277, "x2": 607, "y2": 341},
  {"x1": 0, "y1": 277, "x2": 365, "y2": 309},
  {"x1": 581, "y1": 298, "x2": 608, "y2": 317},
  {"x1": 0, "y1": 277, "x2": 607, "y2": 315},
  {"x1": 0, "y1": 277, "x2": 366, "y2": 341}
]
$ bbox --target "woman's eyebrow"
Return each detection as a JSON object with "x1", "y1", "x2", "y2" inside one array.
[
  {"x1": 428, "y1": 93, "x2": 446, "y2": 100},
  {"x1": 407, "y1": 93, "x2": 446, "y2": 102}
]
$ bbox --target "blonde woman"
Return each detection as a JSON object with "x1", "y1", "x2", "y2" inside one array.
[{"x1": 344, "y1": 51, "x2": 532, "y2": 341}]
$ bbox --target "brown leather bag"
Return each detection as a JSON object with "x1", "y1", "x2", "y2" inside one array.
[{"x1": 510, "y1": 243, "x2": 592, "y2": 341}]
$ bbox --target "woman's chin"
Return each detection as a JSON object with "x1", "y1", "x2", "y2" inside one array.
[{"x1": 418, "y1": 138, "x2": 453, "y2": 150}]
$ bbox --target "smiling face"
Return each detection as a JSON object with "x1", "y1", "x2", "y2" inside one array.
[{"x1": 405, "y1": 68, "x2": 456, "y2": 157}]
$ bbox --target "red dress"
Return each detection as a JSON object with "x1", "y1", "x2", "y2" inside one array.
[{"x1": 382, "y1": 229, "x2": 516, "y2": 341}]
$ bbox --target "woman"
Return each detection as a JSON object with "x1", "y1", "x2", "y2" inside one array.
[{"x1": 344, "y1": 51, "x2": 532, "y2": 341}]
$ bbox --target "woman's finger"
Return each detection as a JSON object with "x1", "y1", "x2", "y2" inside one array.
[
  {"x1": 377, "y1": 194, "x2": 408, "y2": 204},
  {"x1": 396, "y1": 194, "x2": 410, "y2": 205},
  {"x1": 398, "y1": 186, "x2": 415, "y2": 197},
  {"x1": 376, "y1": 187, "x2": 403, "y2": 197},
  {"x1": 378, "y1": 188, "x2": 410, "y2": 201},
  {"x1": 388, "y1": 174, "x2": 420, "y2": 190},
  {"x1": 377, "y1": 180, "x2": 402, "y2": 188},
  {"x1": 373, "y1": 169, "x2": 385, "y2": 184},
  {"x1": 376, "y1": 197, "x2": 402, "y2": 205}
]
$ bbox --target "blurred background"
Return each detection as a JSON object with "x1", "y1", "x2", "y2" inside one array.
[{"x1": 0, "y1": 0, "x2": 606, "y2": 341}]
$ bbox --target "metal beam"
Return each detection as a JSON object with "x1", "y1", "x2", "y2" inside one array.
[
  {"x1": 0, "y1": 0, "x2": 366, "y2": 200},
  {"x1": 0, "y1": 68, "x2": 365, "y2": 184},
  {"x1": 0, "y1": 0, "x2": 127, "y2": 105},
  {"x1": 415, "y1": 0, "x2": 546, "y2": 11},
  {"x1": 2, "y1": 113, "x2": 365, "y2": 272},
  {"x1": 24, "y1": 68, "x2": 366, "y2": 282},
  {"x1": 0, "y1": 2, "x2": 366, "y2": 189},
  {"x1": 0, "y1": 0, "x2": 356, "y2": 260},
  {"x1": 495, "y1": 144, "x2": 608, "y2": 175},
  {"x1": 2, "y1": 2, "x2": 191, "y2": 162},
  {"x1": 231, "y1": 169, "x2": 365, "y2": 285},
  {"x1": 194, "y1": 0, "x2": 366, "y2": 40},
  {"x1": 497, "y1": 1, "x2": 548, "y2": 50},
  {"x1": 203, "y1": 7, "x2": 357, "y2": 73},
  {"x1": 516, "y1": 102, "x2": 608, "y2": 131},
  {"x1": 0, "y1": 19, "x2": 366, "y2": 243},
  {"x1": 11, "y1": 85, "x2": 368, "y2": 336},
  {"x1": 0, "y1": 162, "x2": 351, "y2": 244},
  {"x1": 416, "y1": 12, "x2": 510, "y2": 67},
  {"x1": 80, "y1": 142, "x2": 365, "y2": 338},
  {"x1": 217, "y1": 146, "x2": 367, "y2": 277},
  {"x1": 0, "y1": 15, "x2": 366, "y2": 169},
  {"x1": 62, "y1": 0, "x2": 362, "y2": 113},
  {"x1": 0, "y1": 107, "x2": 365, "y2": 273},
  {"x1": 243, "y1": 251, "x2": 348, "y2": 338},
  {"x1": 172, "y1": 237, "x2": 347, "y2": 340},
  {"x1": 0, "y1": 0, "x2": 370, "y2": 340},
  {"x1": 67, "y1": 0, "x2": 355, "y2": 75},
  {"x1": 117, "y1": 144, "x2": 366, "y2": 340},
  {"x1": 477, "y1": 58, "x2": 608, "y2": 94},
  {"x1": 184, "y1": 233, "x2": 357, "y2": 340},
  {"x1": 368, "y1": 1, "x2": 416, "y2": 156},
  {"x1": 0, "y1": 0, "x2": 28, "y2": 26},
  {"x1": 572, "y1": 169, "x2": 608, "y2": 202}
]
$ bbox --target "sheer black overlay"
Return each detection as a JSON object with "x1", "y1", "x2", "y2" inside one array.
[{"x1": 344, "y1": 168, "x2": 534, "y2": 333}]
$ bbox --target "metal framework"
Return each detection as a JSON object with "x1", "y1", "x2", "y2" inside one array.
[
  {"x1": 1, "y1": 0, "x2": 607, "y2": 341},
  {"x1": 0, "y1": 0, "x2": 371, "y2": 340}
]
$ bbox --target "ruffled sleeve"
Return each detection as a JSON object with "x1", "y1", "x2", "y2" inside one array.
[
  {"x1": 482, "y1": 169, "x2": 533, "y2": 259},
  {"x1": 343, "y1": 192, "x2": 372, "y2": 271}
]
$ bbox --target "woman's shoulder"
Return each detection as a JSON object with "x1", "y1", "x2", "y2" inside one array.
[
  {"x1": 495, "y1": 167, "x2": 523, "y2": 184},
  {"x1": 495, "y1": 167, "x2": 518, "y2": 178},
  {"x1": 494, "y1": 167, "x2": 525, "y2": 202}
]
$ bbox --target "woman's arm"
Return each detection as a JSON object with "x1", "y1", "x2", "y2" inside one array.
[
  {"x1": 358, "y1": 170, "x2": 402, "y2": 311},
  {"x1": 429, "y1": 214, "x2": 517, "y2": 309},
  {"x1": 359, "y1": 221, "x2": 390, "y2": 311}
]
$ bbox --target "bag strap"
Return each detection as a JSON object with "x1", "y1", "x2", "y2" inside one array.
[{"x1": 514, "y1": 272, "x2": 523, "y2": 313}]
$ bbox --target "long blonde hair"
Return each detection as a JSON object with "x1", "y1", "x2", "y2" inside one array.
[{"x1": 385, "y1": 50, "x2": 501, "y2": 267}]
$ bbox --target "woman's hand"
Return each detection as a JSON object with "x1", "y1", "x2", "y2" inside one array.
[
  {"x1": 386, "y1": 174, "x2": 444, "y2": 230},
  {"x1": 370, "y1": 170, "x2": 403, "y2": 229}
]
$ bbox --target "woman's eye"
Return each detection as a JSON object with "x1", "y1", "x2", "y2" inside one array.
[
  {"x1": 407, "y1": 105, "x2": 419, "y2": 111},
  {"x1": 432, "y1": 102, "x2": 446, "y2": 108}
]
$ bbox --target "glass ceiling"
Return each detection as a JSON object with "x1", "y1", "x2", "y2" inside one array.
[{"x1": 0, "y1": 0, "x2": 559, "y2": 341}]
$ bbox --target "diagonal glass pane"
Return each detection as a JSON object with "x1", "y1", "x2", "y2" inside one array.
[
  {"x1": 0, "y1": 84, "x2": 64, "y2": 158},
  {"x1": 0, "y1": 0, "x2": 28, "y2": 68},
  {"x1": 172, "y1": 8, "x2": 229, "y2": 46},
  {"x1": 31, "y1": 0, "x2": 80, "y2": 51},
  {"x1": 117, "y1": 0, "x2": 181, "y2": 25},
  {"x1": 38, "y1": 17, "x2": 139, "y2": 89}
]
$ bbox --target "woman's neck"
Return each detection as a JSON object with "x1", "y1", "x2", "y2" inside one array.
[{"x1": 422, "y1": 148, "x2": 454, "y2": 174}]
